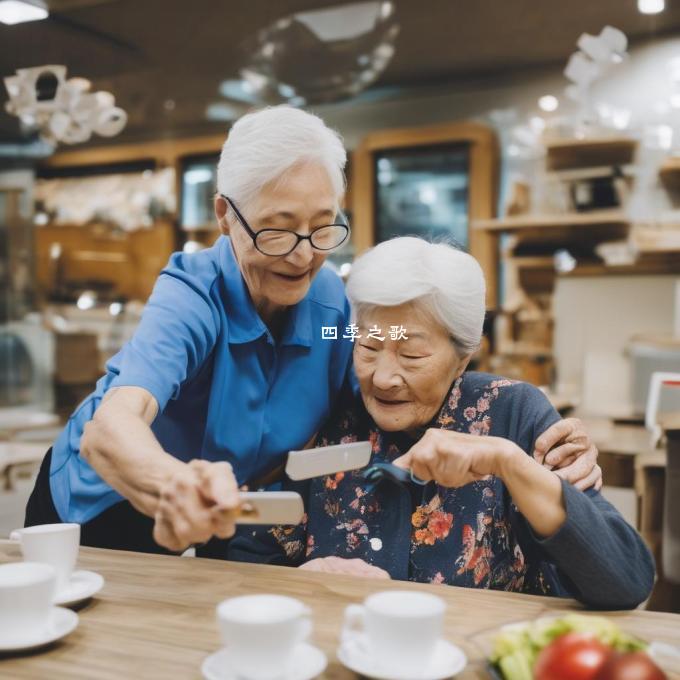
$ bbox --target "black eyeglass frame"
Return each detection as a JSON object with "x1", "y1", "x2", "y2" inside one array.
[{"x1": 220, "y1": 194, "x2": 350, "y2": 257}]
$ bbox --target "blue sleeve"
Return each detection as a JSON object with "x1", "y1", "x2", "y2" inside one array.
[{"x1": 107, "y1": 268, "x2": 219, "y2": 412}]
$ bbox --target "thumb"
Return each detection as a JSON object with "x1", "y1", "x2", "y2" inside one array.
[{"x1": 392, "y1": 452, "x2": 412, "y2": 469}]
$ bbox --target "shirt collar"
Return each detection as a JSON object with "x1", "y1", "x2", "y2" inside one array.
[{"x1": 220, "y1": 236, "x2": 313, "y2": 347}]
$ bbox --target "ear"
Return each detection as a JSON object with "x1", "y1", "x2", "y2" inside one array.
[
  {"x1": 214, "y1": 195, "x2": 230, "y2": 236},
  {"x1": 455, "y1": 353, "x2": 474, "y2": 378}
]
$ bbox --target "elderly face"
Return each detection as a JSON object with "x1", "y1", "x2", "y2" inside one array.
[
  {"x1": 215, "y1": 161, "x2": 338, "y2": 322},
  {"x1": 354, "y1": 303, "x2": 470, "y2": 435}
]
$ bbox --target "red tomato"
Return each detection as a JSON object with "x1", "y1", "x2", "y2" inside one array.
[
  {"x1": 534, "y1": 632, "x2": 614, "y2": 680},
  {"x1": 595, "y1": 651, "x2": 667, "y2": 680}
]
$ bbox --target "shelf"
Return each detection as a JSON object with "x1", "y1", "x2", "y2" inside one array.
[
  {"x1": 506, "y1": 256, "x2": 555, "y2": 269},
  {"x1": 659, "y1": 158, "x2": 680, "y2": 191},
  {"x1": 560, "y1": 261, "x2": 680, "y2": 277},
  {"x1": 547, "y1": 164, "x2": 635, "y2": 181},
  {"x1": 633, "y1": 229, "x2": 680, "y2": 254},
  {"x1": 472, "y1": 209, "x2": 628, "y2": 232},
  {"x1": 544, "y1": 137, "x2": 638, "y2": 171}
]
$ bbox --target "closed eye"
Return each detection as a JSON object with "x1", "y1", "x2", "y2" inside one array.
[
  {"x1": 359, "y1": 344, "x2": 378, "y2": 352},
  {"x1": 402, "y1": 355, "x2": 425, "y2": 360}
]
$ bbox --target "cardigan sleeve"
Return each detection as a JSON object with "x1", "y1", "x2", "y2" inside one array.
[{"x1": 514, "y1": 480, "x2": 655, "y2": 609}]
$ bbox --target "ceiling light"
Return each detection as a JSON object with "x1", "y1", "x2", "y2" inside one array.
[
  {"x1": 295, "y1": 1, "x2": 384, "y2": 42},
  {"x1": 205, "y1": 102, "x2": 242, "y2": 121},
  {"x1": 538, "y1": 95, "x2": 559, "y2": 112},
  {"x1": 638, "y1": 0, "x2": 664, "y2": 14},
  {"x1": 0, "y1": 0, "x2": 48, "y2": 25}
]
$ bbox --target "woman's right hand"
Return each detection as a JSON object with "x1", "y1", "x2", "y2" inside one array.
[
  {"x1": 299, "y1": 556, "x2": 391, "y2": 580},
  {"x1": 153, "y1": 460, "x2": 240, "y2": 552}
]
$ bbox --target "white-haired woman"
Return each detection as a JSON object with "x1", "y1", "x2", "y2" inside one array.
[
  {"x1": 231, "y1": 238, "x2": 654, "y2": 609},
  {"x1": 25, "y1": 106, "x2": 353, "y2": 554}
]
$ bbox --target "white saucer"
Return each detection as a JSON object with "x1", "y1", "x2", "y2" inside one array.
[
  {"x1": 54, "y1": 570, "x2": 104, "y2": 606},
  {"x1": 337, "y1": 634, "x2": 467, "y2": 680},
  {"x1": 0, "y1": 606, "x2": 79, "y2": 652},
  {"x1": 201, "y1": 642, "x2": 327, "y2": 680}
]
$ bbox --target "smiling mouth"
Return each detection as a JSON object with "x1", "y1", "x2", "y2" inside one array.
[
  {"x1": 275, "y1": 271, "x2": 310, "y2": 282},
  {"x1": 374, "y1": 396, "x2": 409, "y2": 407}
]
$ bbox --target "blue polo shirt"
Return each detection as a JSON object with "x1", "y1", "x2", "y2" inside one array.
[{"x1": 49, "y1": 236, "x2": 354, "y2": 523}]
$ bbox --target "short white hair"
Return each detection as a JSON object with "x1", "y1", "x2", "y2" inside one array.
[
  {"x1": 346, "y1": 237, "x2": 486, "y2": 354},
  {"x1": 216, "y1": 105, "x2": 346, "y2": 207}
]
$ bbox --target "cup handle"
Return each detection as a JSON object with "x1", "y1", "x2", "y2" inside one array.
[
  {"x1": 9, "y1": 529, "x2": 21, "y2": 542},
  {"x1": 342, "y1": 604, "x2": 366, "y2": 643}
]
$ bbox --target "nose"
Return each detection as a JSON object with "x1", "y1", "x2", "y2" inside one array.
[
  {"x1": 286, "y1": 237, "x2": 314, "y2": 268},
  {"x1": 372, "y1": 353, "x2": 403, "y2": 392}
]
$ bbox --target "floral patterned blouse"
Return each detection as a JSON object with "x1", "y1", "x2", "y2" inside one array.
[{"x1": 229, "y1": 372, "x2": 655, "y2": 608}]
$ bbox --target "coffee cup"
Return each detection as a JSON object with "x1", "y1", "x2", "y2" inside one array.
[
  {"x1": 342, "y1": 590, "x2": 446, "y2": 676},
  {"x1": 0, "y1": 562, "x2": 57, "y2": 641},
  {"x1": 216, "y1": 594, "x2": 312, "y2": 679},
  {"x1": 10, "y1": 523, "x2": 80, "y2": 592}
]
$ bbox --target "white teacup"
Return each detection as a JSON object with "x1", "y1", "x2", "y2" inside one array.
[
  {"x1": 10, "y1": 523, "x2": 80, "y2": 592},
  {"x1": 342, "y1": 590, "x2": 446, "y2": 676},
  {"x1": 0, "y1": 562, "x2": 57, "y2": 641},
  {"x1": 217, "y1": 594, "x2": 312, "y2": 679}
]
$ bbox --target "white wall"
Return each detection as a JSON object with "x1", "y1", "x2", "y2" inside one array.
[{"x1": 553, "y1": 274, "x2": 680, "y2": 416}]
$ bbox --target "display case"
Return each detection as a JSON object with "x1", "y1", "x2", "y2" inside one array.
[{"x1": 352, "y1": 121, "x2": 500, "y2": 306}]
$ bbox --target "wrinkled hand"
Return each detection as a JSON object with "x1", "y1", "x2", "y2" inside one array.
[
  {"x1": 153, "y1": 460, "x2": 240, "y2": 552},
  {"x1": 533, "y1": 418, "x2": 602, "y2": 491},
  {"x1": 393, "y1": 428, "x2": 513, "y2": 488},
  {"x1": 299, "y1": 556, "x2": 391, "y2": 580}
]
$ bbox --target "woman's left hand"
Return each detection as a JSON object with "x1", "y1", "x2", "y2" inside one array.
[
  {"x1": 392, "y1": 429, "x2": 516, "y2": 488},
  {"x1": 533, "y1": 418, "x2": 602, "y2": 491}
]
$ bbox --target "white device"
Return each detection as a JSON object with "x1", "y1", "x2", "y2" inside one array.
[
  {"x1": 236, "y1": 491, "x2": 304, "y2": 525},
  {"x1": 285, "y1": 440, "x2": 372, "y2": 481}
]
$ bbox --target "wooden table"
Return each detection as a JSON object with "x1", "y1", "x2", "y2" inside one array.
[{"x1": 1, "y1": 541, "x2": 679, "y2": 679}]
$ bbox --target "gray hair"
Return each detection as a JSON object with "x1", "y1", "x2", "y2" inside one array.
[
  {"x1": 345, "y1": 237, "x2": 486, "y2": 355},
  {"x1": 216, "y1": 105, "x2": 346, "y2": 207}
]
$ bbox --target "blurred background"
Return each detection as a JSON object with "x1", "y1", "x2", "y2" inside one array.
[{"x1": 1, "y1": 0, "x2": 680, "y2": 609}]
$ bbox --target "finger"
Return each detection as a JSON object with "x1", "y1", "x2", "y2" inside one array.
[
  {"x1": 410, "y1": 457, "x2": 435, "y2": 483},
  {"x1": 211, "y1": 506, "x2": 237, "y2": 539},
  {"x1": 574, "y1": 464, "x2": 602, "y2": 492},
  {"x1": 206, "y1": 463, "x2": 240, "y2": 509},
  {"x1": 168, "y1": 483, "x2": 215, "y2": 543},
  {"x1": 392, "y1": 452, "x2": 411, "y2": 469},
  {"x1": 543, "y1": 442, "x2": 585, "y2": 467},
  {"x1": 153, "y1": 511, "x2": 185, "y2": 552},
  {"x1": 554, "y1": 454, "x2": 591, "y2": 485},
  {"x1": 533, "y1": 419, "x2": 574, "y2": 457}
]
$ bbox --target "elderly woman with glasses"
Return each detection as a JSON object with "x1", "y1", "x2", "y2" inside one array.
[
  {"x1": 25, "y1": 106, "x2": 353, "y2": 554},
  {"x1": 26, "y1": 107, "x2": 601, "y2": 557},
  {"x1": 230, "y1": 238, "x2": 654, "y2": 609}
]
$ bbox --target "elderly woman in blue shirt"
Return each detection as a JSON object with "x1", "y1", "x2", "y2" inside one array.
[
  {"x1": 231, "y1": 238, "x2": 654, "y2": 609},
  {"x1": 26, "y1": 107, "x2": 601, "y2": 557},
  {"x1": 25, "y1": 106, "x2": 355, "y2": 553}
]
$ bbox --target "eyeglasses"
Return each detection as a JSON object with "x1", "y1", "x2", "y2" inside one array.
[{"x1": 220, "y1": 194, "x2": 350, "y2": 257}]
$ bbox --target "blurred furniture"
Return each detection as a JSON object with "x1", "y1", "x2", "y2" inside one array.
[
  {"x1": 473, "y1": 137, "x2": 680, "y2": 389},
  {"x1": 35, "y1": 219, "x2": 175, "y2": 303},
  {"x1": 1, "y1": 188, "x2": 36, "y2": 407},
  {"x1": 582, "y1": 416, "x2": 680, "y2": 612},
  {"x1": 0, "y1": 441, "x2": 46, "y2": 491},
  {"x1": 0, "y1": 187, "x2": 35, "y2": 323},
  {"x1": 660, "y1": 414, "x2": 680, "y2": 586},
  {"x1": 0, "y1": 408, "x2": 56, "y2": 491},
  {"x1": 0, "y1": 540, "x2": 678, "y2": 678},
  {"x1": 53, "y1": 331, "x2": 100, "y2": 421},
  {"x1": 353, "y1": 122, "x2": 500, "y2": 307}
]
